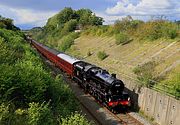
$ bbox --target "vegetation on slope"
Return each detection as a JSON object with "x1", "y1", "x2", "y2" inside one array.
[
  {"x1": 29, "y1": 7, "x2": 179, "y2": 98},
  {"x1": 83, "y1": 16, "x2": 179, "y2": 41},
  {"x1": 97, "y1": 51, "x2": 108, "y2": 60},
  {"x1": 81, "y1": 16, "x2": 180, "y2": 98},
  {"x1": 0, "y1": 16, "x2": 90, "y2": 125},
  {"x1": 28, "y1": 7, "x2": 103, "y2": 52}
]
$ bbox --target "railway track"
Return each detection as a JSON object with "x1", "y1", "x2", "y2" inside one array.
[
  {"x1": 117, "y1": 113, "x2": 144, "y2": 125},
  {"x1": 66, "y1": 76, "x2": 144, "y2": 125},
  {"x1": 40, "y1": 55, "x2": 103, "y2": 125},
  {"x1": 35, "y1": 47, "x2": 144, "y2": 125},
  {"x1": 90, "y1": 94, "x2": 144, "y2": 125}
]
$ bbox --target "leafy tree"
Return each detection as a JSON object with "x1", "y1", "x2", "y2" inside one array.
[
  {"x1": 57, "y1": 7, "x2": 75, "y2": 24},
  {"x1": 61, "y1": 19, "x2": 78, "y2": 36},
  {"x1": 76, "y1": 8, "x2": 103, "y2": 26},
  {"x1": 0, "y1": 16, "x2": 20, "y2": 30}
]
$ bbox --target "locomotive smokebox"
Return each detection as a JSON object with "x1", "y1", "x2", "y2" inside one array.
[{"x1": 111, "y1": 73, "x2": 116, "y2": 78}]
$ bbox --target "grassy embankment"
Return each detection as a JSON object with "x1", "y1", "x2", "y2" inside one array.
[
  {"x1": 0, "y1": 16, "x2": 90, "y2": 125},
  {"x1": 29, "y1": 9, "x2": 180, "y2": 98},
  {"x1": 68, "y1": 18, "x2": 180, "y2": 98}
]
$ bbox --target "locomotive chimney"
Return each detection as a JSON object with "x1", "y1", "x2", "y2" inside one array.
[{"x1": 111, "y1": 73, "x2": 116, "y2": 78}]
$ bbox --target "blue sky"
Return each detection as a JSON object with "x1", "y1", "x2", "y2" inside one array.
[{"x1": 0, "y1": 0, "x2": 179, "y2": 29}]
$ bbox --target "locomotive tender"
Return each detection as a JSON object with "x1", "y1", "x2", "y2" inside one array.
[{"x1": 27, "y1": 36, "x2": 131, "y2": 111}]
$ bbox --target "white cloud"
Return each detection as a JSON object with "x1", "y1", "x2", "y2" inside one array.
[
  {"x1": 96, "y1": 12, "x2": 125, "y2": 24},
  {"x1": 106, "y1": 0, "x2": 180, "y2": 18},
  {"x1": 96, "y1": 12, "x2": 152, "y2": 25},
  {"x1": 0, "y1": 4, "x2": 57, "y2": 27}
]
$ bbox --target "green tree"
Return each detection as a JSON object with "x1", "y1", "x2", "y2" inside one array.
[
  {"x1": 76, "y1": 8, "x2": 103, "y2": 27},
  {"x1": 57, "y1": 7, "x2": 75, "y2": 24},
  {"x1": 61, "y1": 19, "x2": 78, "y2": 36}
]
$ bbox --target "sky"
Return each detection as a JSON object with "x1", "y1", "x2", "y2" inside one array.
[{"x1": 0, "y1": 0, "x2": 179, "y2": 29}]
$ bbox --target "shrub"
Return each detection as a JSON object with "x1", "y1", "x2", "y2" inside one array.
[
  {"x1": 27, "y1": 102, "x2": 54, "y2": 125},
  {"x1": 97, "y1": 51, "x2": 108, "y2": 60},
  {"x1": 61, "y1": 19, "x2": 78, "y2": 36},
  {"x1": 167, "y1": 29, "x2": 177, "y2": 39},
  {"x1": 61, "y1": 113, "x2": 90, "y2": 125},
  {"x1": 0, "y1": 17, "x2": 87, "y2": 124},
  {"x1": 47, "y1": 75, "x2": 79, "y2": 117},
  {"x1": 160, "y1": 73, "x2": 180, "y2": 98},
  {"x1": 58, "y1": 32, "x2": 79, "y2": 52},
  {"x1": 136, "y1": 20, "x2": 179, "y2": 40},
  {"x1": 115, "y1": 33, "x2": 129, "y2": 45},
  {"x1": 114, "y1": 16, "x2": 143, "y2": 33},
  {"x1": 59, "y1": 36, "x2": 74, "y2": 52},
  {"x1": 0, "y1": 103, "x2": 10, "y2": 123},
  {"x1": 87, "y1": 50, "x2": 92, "y2": 56},
  {"x1": 133, "y1": 61, "x2": 157, "y2": 87}
]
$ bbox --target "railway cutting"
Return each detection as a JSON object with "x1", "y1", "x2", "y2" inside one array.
[{"x1": 27, "y1": 36, "x2": 149, "y2": 125}]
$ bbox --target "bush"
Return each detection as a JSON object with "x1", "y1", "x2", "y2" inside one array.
[
  {"x1": 61, "y1": 113, "x2": 90, "y2": 125},
  {"x1": 97, "y1": 51, "x2": 108, "y2": 60},
  {"x1": 0, "y1": 17, "x2": 89, "y2": 124},
  {"x1": 27, "y1": 102, "x2": 54, "y2": 125},
  {"x1": 0, "y1": 103, "x2": 10, "y2": 124},
  {"x1": 115, "y1": 33, "x2": 129, "y2": 45},
  {"x1": 160, "y1": 73, "x2": 180, "y2": 98},
  {"x1": 167, "y1": 29, "x2": 177, "y2": 39},
  {"x1": 47, "y1": 75, "x2": 79, "y2": 117},
  {"x1": 58, "y1": 32, "x2": 79, "y2": 52},
  {"x1": 136, "y1": 20, "x2": 179, "y2": 40},
  {"x1": 59, "y1": 36, "x2": 74, "y2": 52},
  {"x1": 133, "y1": 61, "x2": 157, "y2": 87},
  {"x1": 87, "y1": 50, "x2": 92, "y2": 56},
  {"x1": 61, "y1": 19, "x2": 78, "y2": 36}
]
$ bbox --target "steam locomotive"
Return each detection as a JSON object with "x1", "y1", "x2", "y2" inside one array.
[{"x1": 27, "y1": 36, "x2": 131, "y2": 111}]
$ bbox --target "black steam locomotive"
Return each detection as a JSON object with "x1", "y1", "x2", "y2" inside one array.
[
  {"x1": 73, "y1": 61, "x2": 131, "y2": 110},
  {"x1": 28, "y1": 36, "x2": 131, "y2": 111}
]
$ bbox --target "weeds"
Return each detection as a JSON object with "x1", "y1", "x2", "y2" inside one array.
[
  {"x1": 115, "y1": 33, "x2": 130, "y2": 45},
  {"x1": 97, "y1": 51, "x2": 108, "y2": 60}
]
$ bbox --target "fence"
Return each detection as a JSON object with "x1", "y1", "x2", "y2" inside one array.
[
  {"x1": 108, "y1": 65, "x2": 180, "y2": 100},
  {"x1": 117, "y1": 72, "x2": 180, "y2": 125}
]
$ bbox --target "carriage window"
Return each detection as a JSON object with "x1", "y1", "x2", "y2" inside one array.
[{"x1": 77, "y1": 71, "x2": 79, "y2": 76}]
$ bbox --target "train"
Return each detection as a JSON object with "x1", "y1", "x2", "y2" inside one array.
[{"x1": 27, "y1": 36, "x2": 131, "y2": 111}]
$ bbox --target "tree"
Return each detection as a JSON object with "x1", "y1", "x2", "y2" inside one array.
[
  {"x1": 76, "y1": 8, "x2": 103, "y2": 27},
  {"x1": 57, "y1": 7, "x2": 75, "y2": 24},
  {"x1": 61, "y1": 19, "x2": 78, "y2": 36}
]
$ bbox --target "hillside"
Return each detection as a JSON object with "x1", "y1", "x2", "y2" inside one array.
[
  {"x1": 29, "y1": 8, "x2": 180, "y2": 98},
  {"x1": 67, "y1": 35, "x2": 180, "y2": 97},
  {"x1": 0, "y1": 16, "x2": 90, "y2": 125}
]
